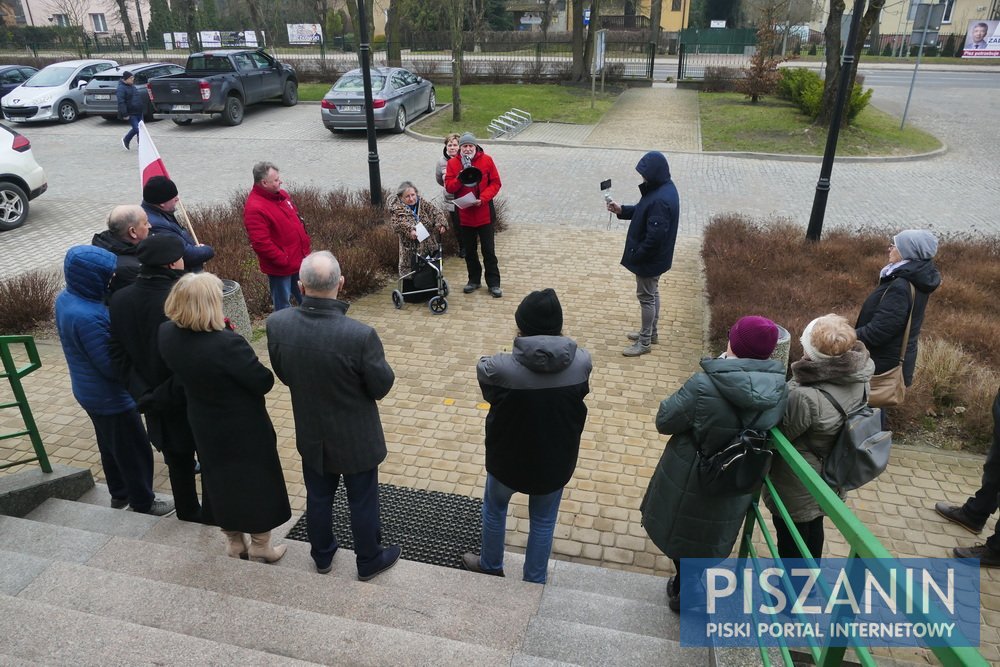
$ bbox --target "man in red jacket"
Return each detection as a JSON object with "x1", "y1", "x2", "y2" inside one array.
[
  {"x1": 243, "y1": 161, "x2": 312, "y2": 311},
  {"x1": 445, "y1": 133, "x2": 503, "y2": 298}
]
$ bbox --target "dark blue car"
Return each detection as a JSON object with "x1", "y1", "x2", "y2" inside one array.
[{"x1": 0, "y1": 66, "x2": 39, "y2": 98}]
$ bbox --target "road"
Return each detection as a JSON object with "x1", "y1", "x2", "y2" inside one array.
[{"x1": 0, "y1": 67, "x2": 997, "y2": 280}]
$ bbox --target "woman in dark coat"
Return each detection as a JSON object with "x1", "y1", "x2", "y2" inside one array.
[
  {"x1": 159, "y1": 272, "x2": 291, "y2": 562},
  {"x1": 765, "y1": 314, "x2": 874, "y2": 560},
  {"x1": 640, "y1": 316, "x2": 788, "y2": 612},
  {"x1": 856, "y1": 229, "x2": 941, "y2": 390}
]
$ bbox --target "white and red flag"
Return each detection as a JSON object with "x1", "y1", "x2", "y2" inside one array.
[{"x1": 136, "y1": 120, "x2": 170, "y2": 188}]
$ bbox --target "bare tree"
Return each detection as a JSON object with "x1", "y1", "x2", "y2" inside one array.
[
  {"x1": 386, "y1": 0, "x2": 401, "y2": 66},
  {"x1": 816, "y1": 0, "x2": 884, "y2": 126},
  {"x1": 571, "y1": 0, "x2": 586, "y2": 80},
  {"x1": 46, "y1": 0, "x2": 91, "y2": 27},
  {"x1": 104, "y1": 0, "x2": 135, "y2": 46},
  {"x1": 448, "y1": 0, "x2": 463, "y2": 121}
]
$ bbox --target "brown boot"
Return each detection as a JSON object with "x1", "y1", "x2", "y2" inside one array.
[
  {"x1": 248, "y1": 531, "x2": 287, "y2": 563},
  {"x1": 222, "y1": 530, "x2": 249, "y2": 559}
]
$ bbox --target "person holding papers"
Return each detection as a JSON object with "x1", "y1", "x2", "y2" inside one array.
[
  {"x1": 445, "y1": 133, "x2": 504, "y2": 298},
  {"x1": 387, "y1": 181, "x2": 448, "y2": 296}
]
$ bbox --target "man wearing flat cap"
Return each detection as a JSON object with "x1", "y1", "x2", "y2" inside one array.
[
  {"x1": 141, "y1": 175, "x2": 215, "y2": 273},
  {"x1": 109, "y1": 234, "x2": 207, "y2": 523},
  {"x1": 444, "y1": 132, "x2": 504, "y2": 298},
  {"x1": 462, "y1": 288, "x2": 592, "y2": 583}
]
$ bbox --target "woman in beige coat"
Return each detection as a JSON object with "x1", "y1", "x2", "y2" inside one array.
[{"x1": 765, "y1": 313, "x2": 874, "y2": 560}]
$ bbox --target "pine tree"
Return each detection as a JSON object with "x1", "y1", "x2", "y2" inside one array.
[
  {"x1": 147, "y1": 0, "x2": 174, "y2": 48},
  {"x1": 199, "y1": 0, "x2": 220, "y2": 32}
]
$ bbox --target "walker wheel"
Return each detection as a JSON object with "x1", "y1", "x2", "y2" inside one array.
[
  {"x1": 391, "y1": 290, "x2": 403, "y2": 309},
  {"x1": 428, "y1": 296, "x2": 448, "y2": 315},
  {"x1": 442, "y1": 279, "x2": 449, "y2": 297}
]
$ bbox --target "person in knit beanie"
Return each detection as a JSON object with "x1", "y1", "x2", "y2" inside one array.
[
  {"x1": 141, "y1": 176, "x2": 215, "y2": 273},
  {"x1": 727, "y1": 315, "x2": 779, "y2": 360},
  {"x1": 462, "y1": 288, "x2": 592, "y2": 583}
]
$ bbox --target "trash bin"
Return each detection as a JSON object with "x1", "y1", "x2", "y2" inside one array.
[
  {"x1": 221, "y1": 279, "x2": 252, "y2": 342},
  {"x1": 771, "y1": 324, "x2": 791, "y2": 370}
]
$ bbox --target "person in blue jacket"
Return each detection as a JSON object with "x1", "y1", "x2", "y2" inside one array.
[
  {"x1": 606, "y1": 151, "x2": 680, "y2": 357},
  {"x1": 116, "y1": 71, "x2": 144, "y2": 151},
  {"x1": 141, "y1": 175, "x2": 215, "y2": 272},
  {"x1": 55, "y1": 245, "x2": 174, "y2": 515}
]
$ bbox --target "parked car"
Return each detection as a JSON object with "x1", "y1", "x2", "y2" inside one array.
[
  {"x1": 0, "y1": 66, "x2": 39, "y2": 98},
  {"x1": 148, "y1": 49, "x2": 297, "y2": 126},
  {"x1": 0, "y1": 123, "x2": 47, "y2": 231},
  {"x1": 1, "y1": 59, "x2": 117, "y2": 123},
  {"x1": 83, "y1": 62, "x2": 186, "y2": 121},
  {"x1": 321, "y1": 67, "x2": 436, "y2": 134}
]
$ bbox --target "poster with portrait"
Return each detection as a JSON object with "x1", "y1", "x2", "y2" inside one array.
[
  {"x1": 287, "y1": 23, "x2": 323, "y2": 45},
  {"x1": 199, "y1": 31, "x2": 223, "y2": 48},
  {"x1": 961, "y1": 19, "x2": 1000, "y2": 57}
]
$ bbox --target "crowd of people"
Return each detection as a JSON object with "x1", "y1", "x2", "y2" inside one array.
[{"x1": 55, "y1": 141, "x2": 997, "y2": 600}]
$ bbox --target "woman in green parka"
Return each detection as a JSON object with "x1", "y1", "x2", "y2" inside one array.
[{"x1": 640, "y1": 316, "x2": 788, "y2": 612}]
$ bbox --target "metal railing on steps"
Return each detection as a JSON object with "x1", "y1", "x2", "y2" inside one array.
[{"x1": 0, "y1": 335, "x2": 51, "y2": 473}]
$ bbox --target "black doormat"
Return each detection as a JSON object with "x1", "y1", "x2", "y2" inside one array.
[{"x1": 284, "y1": 483, "x2": 483, "y2": 570}]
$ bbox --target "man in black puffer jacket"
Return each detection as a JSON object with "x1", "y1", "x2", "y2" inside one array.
[{"x1": 462, "y1": 288, "x2": 592, "y2": 583}]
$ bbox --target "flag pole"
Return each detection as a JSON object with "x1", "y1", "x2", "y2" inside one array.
[
  {"x1": 176, "y1": 199, "x2": 200, "y2": 245},
  {"x1": 136, "y1": 120, "x2": 200, "y2": 246}
]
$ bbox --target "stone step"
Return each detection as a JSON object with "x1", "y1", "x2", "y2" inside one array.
[
  {"x1": 85, "y1": 535, "x2": 535, "y2": 651},
  {"x1": 0, "y1": 550, "x2": 49, "y2": 596},
  {"x1": 520, "y1": 617, "x2": 708, "y2": 666},
  {"x1": 0, "y1": 515, "x2": 110, "y2": 565},
  {"x1": 547, "y1": 558, "x2": 671, "y2": 606},
  {"x1": 25, "y1": 497, "x2": 161, "y2": 538},
  {"x1": 0, "y1": 593, "x2": 314, "y2": 666},
  {"x1": 536, "y1": 586, "x2": 679, "y2": 641},
  {"x1": 19, "y1": 560, "x2": 514, "y2": 666}
]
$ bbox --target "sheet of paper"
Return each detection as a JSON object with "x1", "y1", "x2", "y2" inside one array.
[
  {"x1": 453, "y1": 192, "x2": 478, "y2": 209},
  {"x1": 415, "y1": 222, "x2": 430, "y2": 242}
]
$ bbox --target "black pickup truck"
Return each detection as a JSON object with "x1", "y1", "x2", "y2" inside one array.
[{"x1": 148, "y1": 49, "x2": 298, "y2": 126}]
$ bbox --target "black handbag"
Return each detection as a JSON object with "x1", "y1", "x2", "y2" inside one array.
[{"x1": 697, "y1": 410, "x2": 773, "y2": 497}]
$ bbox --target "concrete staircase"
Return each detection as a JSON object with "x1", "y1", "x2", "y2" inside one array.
[{"x1": 0, "y1": 485, "x2": 705, "y2": 666}]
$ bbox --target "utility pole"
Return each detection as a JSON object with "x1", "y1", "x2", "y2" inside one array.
[{"x1": 357, "y1": 0, "x2": 383, "y2": 207}]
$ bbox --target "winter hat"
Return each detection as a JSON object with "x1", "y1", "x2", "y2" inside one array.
[
  {"x1": 515, "y1": 288, "x2": 563, "y2": 337},
  {"x1": 800, "y1": 314, "x2": 855, "y2": 361},
  {"x1": 143, "y1": 176, "x2": 179, "y2": 205},
  {"x1": 121, "y1": 70, "x2": 133, "y2": 80},
  {"x1": 728, "y1": 315, "x2": 779, "y2": 360},
  {"x1": 137, "y1": 234, "x2": 184, "y2": 266},
  {"x1": 893, "y1": 230, "x2": 938, "y2": 261},
  {"x1": 458, "y1": 132, "x2": 478, "y2": 147}
]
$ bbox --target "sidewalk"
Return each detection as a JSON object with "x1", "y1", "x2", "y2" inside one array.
[{"x1": 1, "y1": 222, "x2": 998, "y2": 663}]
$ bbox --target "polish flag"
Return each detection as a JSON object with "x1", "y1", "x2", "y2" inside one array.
[{"x1": 136, "y1": 120, "x2": 170, "y2": 188}]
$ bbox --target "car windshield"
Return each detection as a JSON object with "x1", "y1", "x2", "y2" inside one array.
[
  {"x1": 186, "y1": 56, "x2": 235, "y2": 72},
  {"x1": 333, "y1": 75, "x2": 385, "y2": 93},
  {"x1": 25, "y1": 66, "x2": 75, "y2": 87}
]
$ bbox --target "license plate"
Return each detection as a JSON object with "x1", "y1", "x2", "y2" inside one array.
[
  {"x1": 339, "y1": 105, "x2": 361, "y2": 112},
  {"x1": 94, "y1": 94, "x2": 110, "y2": 100},
  {"x1": 173, "y1": 104, "x2": 190, "y2": 111}
]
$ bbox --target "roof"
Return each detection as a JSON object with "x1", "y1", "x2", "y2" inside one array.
[
  {"x1": 101, "y1": 62, "x2": 176, "y2": 74},
  {"x1": 44, "y1": 59, "x2": 117, "y2": 68}
]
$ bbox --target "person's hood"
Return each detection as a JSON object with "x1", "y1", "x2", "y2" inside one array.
[
  {"x1": 635, "y1": 151, "x2": 671, "y2": 188},
  {"x1": 513, "y1": 335, "x2": 578, "y2": 373},
  {"x1": 887, "y1": 258, "x2": 942, "y2": 295},
  {"x1": 63, "y1": 245, "x2": 116, "y2": 302},
  {"x1": 790, "y1": 341, "x2": 875, "y2": 386},
  {"x1": 91, "y1": 230, "x2": 138, "y2": 256},
  {"x1": 700, "y1": 356, "x2": 787, "y2": 411}
]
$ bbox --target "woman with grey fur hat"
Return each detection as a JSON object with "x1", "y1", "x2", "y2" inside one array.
[{"x1": 855, "y1": 229, "x2": 941, "y2": 400}]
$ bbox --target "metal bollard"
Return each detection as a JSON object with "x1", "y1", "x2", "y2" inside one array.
[{"x1": 221, "y1": 279, "x2": 252, "y2": 341}]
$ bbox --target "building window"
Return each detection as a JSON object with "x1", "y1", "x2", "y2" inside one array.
[
  {"x1": 51, "y1": 14, "x2": 70, "y2": 27},
  {"x1": 91, "y1": 13, "x2": 108, "y2": 32},
  {"x1": 672, "y1": 0, "x2": 682, "y2": 9},
  {"x1": 907, "y1": 0, "x2": 954, "y2": 23}
]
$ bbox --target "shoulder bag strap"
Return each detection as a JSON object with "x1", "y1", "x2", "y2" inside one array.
[{"x1": 896, "y1": 282, "x2": 916, "y2": 364}]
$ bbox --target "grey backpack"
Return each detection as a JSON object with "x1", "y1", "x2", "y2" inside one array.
[{"x1": 806, "y1": 387, "x2": 892, "y2": 493}]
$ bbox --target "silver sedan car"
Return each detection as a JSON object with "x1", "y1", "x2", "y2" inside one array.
[{"x1": 320, "y1": 67, "x2": 436, "y2": 134}]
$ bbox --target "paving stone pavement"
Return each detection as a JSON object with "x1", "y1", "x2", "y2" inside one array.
[{"x1": 2, "y1": 78, "x2": 999, "y2": 664}]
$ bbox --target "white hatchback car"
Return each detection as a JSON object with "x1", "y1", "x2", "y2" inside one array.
[
  {"x1": 0, "y1": 123, "x2": 47, "y2": 231},
  {"x1": 1, "y1": 58, "x2": 117, "y2": 123}
]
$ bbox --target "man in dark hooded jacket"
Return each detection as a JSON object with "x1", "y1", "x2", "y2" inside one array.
[
  {"x1": 461, "y1": 288, "x2": 592, "y2": 583},
  {"x1": 607, "y1": 151, "x2": 680, "y2": 357},
  {"x1": 109, "y1": 234, "x2": 207, "y2": 523},
  {"x1": 91, "y1": 205, "x2": 150, "y2": 295}
]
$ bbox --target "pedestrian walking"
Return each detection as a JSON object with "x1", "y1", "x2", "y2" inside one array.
[{"x1": 117, "y1": 71, "x2": 143, "y2": 151}]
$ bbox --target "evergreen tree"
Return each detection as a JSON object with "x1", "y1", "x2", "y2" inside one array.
[
  {"x1": 146, "y1": 0, "x2": 174, "y2": 48},
  {"x1": 200, "y1": 0, "x2": 220, "y2": 31}
]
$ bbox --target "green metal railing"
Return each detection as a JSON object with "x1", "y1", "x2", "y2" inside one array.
[
  {"x1": 735, "y1": 427, "x2": 988, "y2": 667},
  {"x1": 0, "y1": 335, "x2": 51, "y2": 473}
]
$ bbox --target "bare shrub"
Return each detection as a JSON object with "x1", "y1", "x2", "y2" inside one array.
[
  {"x1": 408, "y1": 59, "x2": 440, "y2": 81},
  {"x1": 0, "y1": 270, "x2": 60, "y2": 335},
  {"x1": 703, "y1": 214, "x2": 1000, "y2": 447},
  {"x1": 523, "y1": 60, "x2": 548, "y2": 84},
  {"x1": 486, "y1": 59, "x2": 517, "y2": 83},
  {"x1": 551, "y1": 62, "x2": 574, "y2": 81},
  {"x1": 701, "y1": 67, "x2": 742, "y2": 93}
]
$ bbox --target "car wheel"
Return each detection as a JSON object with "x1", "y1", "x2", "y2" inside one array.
[
  {"x1": 0, "y1": 182, "x2": 29, "y2": 231},
  {"x1": 427, "y1": 89, "x2": 436, "y2": 114},
  {"x1": 222, "y1": 95, "x2": 244, "y2": 126},
  {"x1": 172, "y1": 118, "x2": 193, "y2": 126},
  {"x1": 329, "y1": 128, "x2": 343, "y2": 134},
  {"x1": 281, "y1": 81, "x2": 298, "y2": 106},
  {"x1": 392, "y1": 106, "x2": 406, "y2": 134},
  {"x1": 57, "y1": 100, "x2": 78, "y2": 123},
  {"x1": 101, "y1": 115, "x2": 118, "y2": 121}
]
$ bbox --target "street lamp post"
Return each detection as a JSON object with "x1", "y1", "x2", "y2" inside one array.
[
  {"x1": 356, "y1": 0, "x2": 383, "y2": 207},
  {"x1": 805, "y1": 0, "x2": 866, "y2": 242},
  {"x1": 134, "y1": 0, "x2": 148, "y2": 57}
]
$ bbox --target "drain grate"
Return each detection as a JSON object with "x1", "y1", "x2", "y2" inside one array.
[{"x1": 285, "y1": 483, "x2": 483, "y2": 570}]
